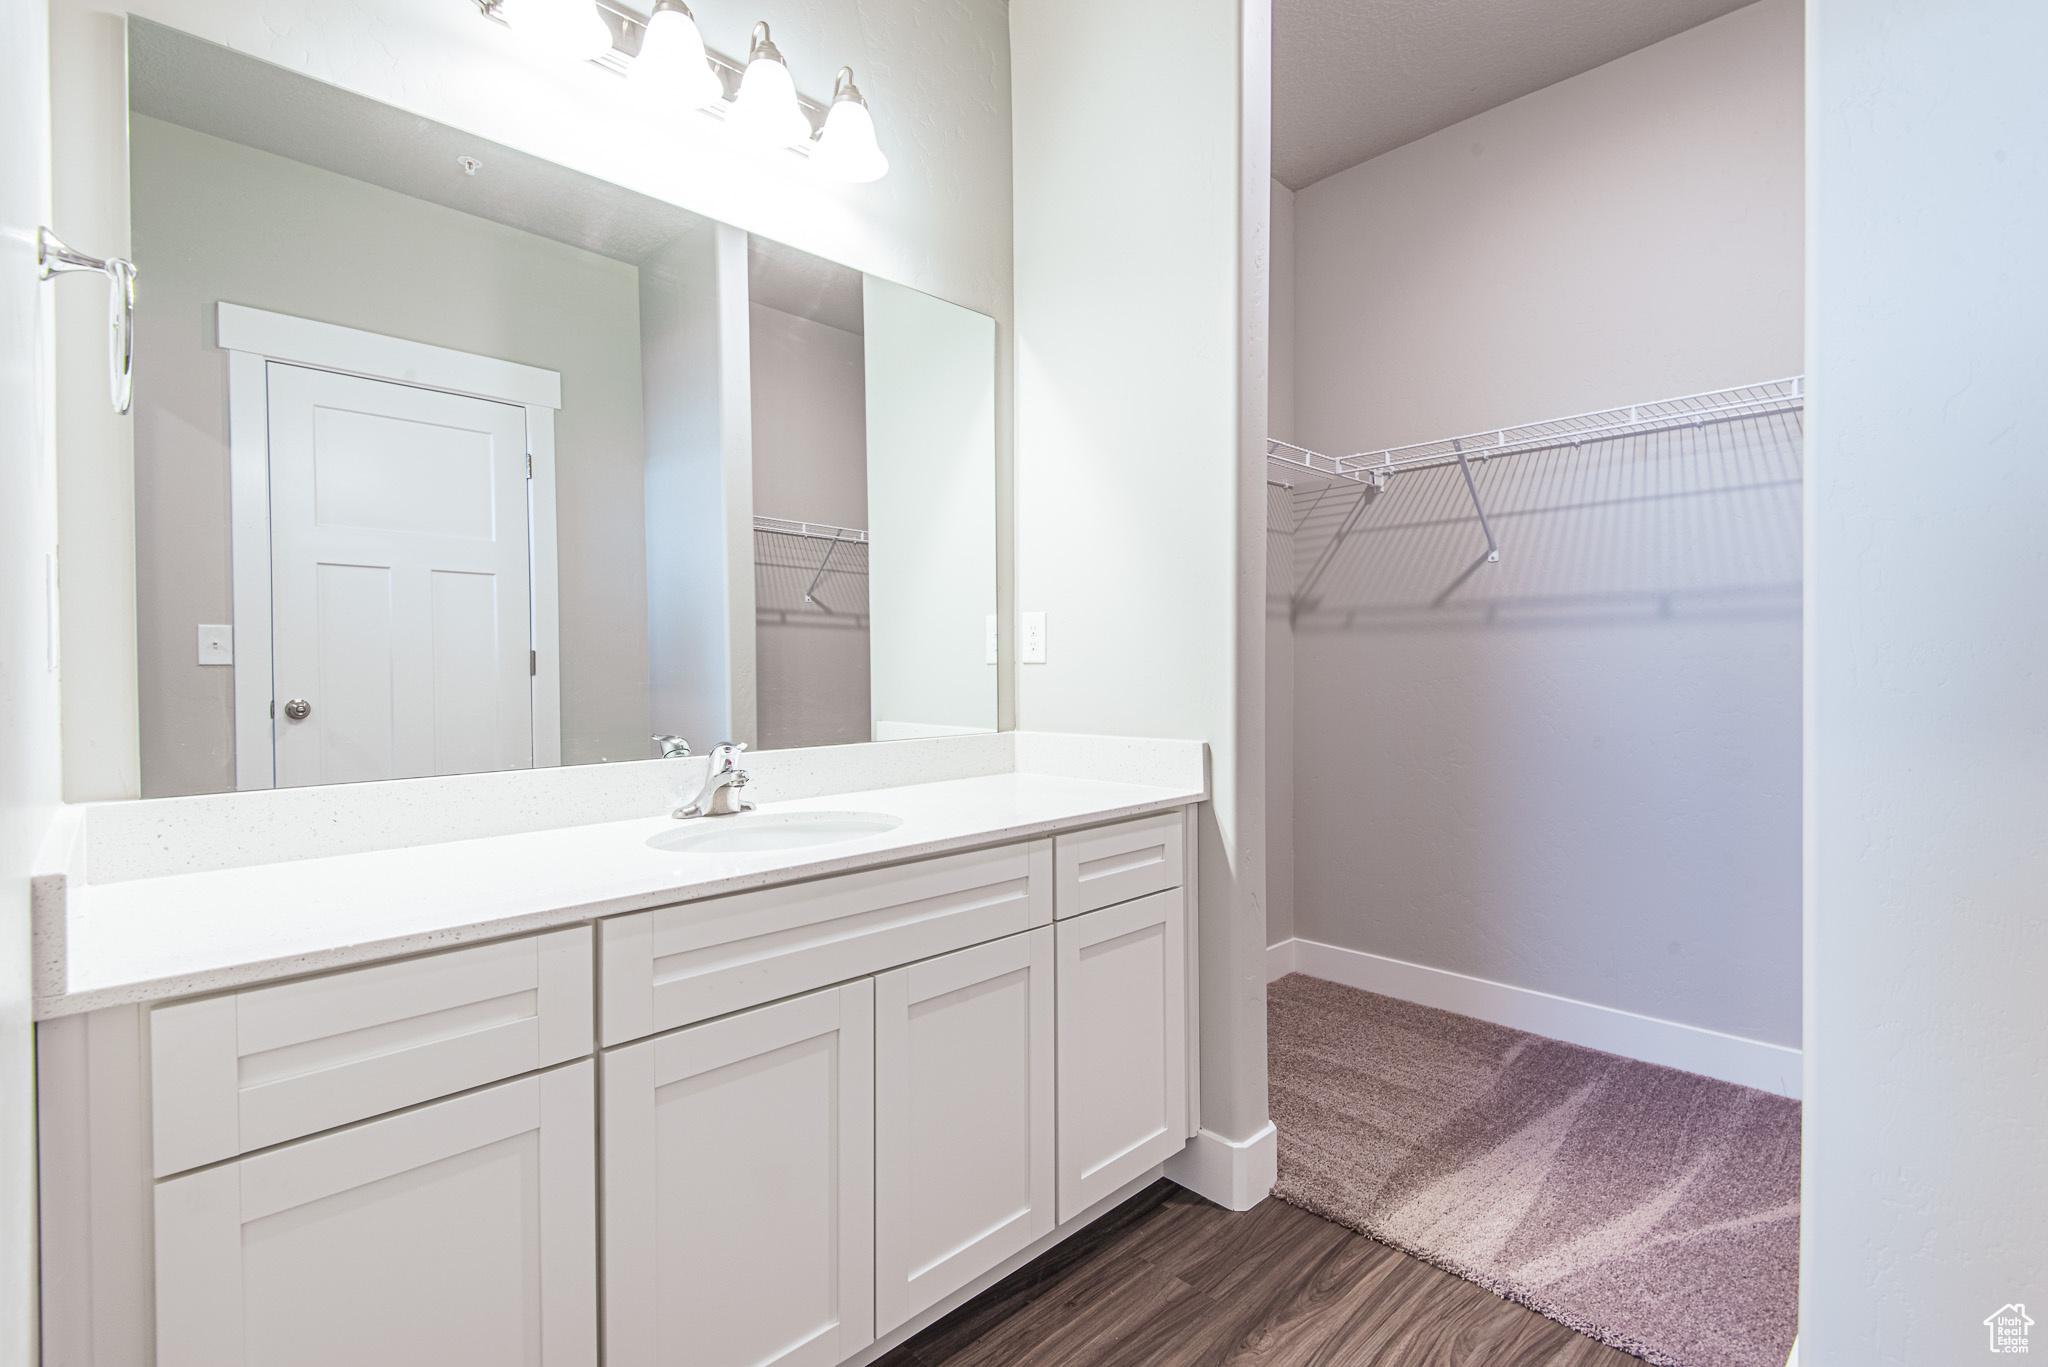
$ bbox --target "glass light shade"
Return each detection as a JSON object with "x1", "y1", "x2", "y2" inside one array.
[
  {"x1": 499, "y1": 0, "x2": 614, "y2": 63},
  {"x1": 813, "y1": 98, "x2": 888, "y2": 182},
  {"x1": 728, "y1": 48, "x2": 812, "y2": 149},
  {"x1": 630, "y1": 5, "x2": 723, "y2": 110}
]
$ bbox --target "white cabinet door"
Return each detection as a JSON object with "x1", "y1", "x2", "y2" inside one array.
[
  {"x1": 154, "y1": 1061, "x2": 597, "y2": 1367},
  {"x1": 603, "y1": 981, "x2": 875, "y2": 1367},
  {"x1": 1054, "y1": 889, "x2": 1187, "y2": 1222},
  {"x1": 874, "y1": 928, "x2": 1054, "y2": 1334}
]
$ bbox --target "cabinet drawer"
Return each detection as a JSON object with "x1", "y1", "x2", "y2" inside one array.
[
  {"x1": 150, "y1": 927, "x2": 593, "y2": 1177},
  {"x1": 1053, "y1": 812, "x2": 1184, "y2": 919},
  {"x1": 601, "y1": 839, "x2": 1052, "y2": 1046}
]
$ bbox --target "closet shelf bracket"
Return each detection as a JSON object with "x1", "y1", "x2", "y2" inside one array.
[{"x1": 1453, "y1": 449, "x2": 1500, "y2": 564}]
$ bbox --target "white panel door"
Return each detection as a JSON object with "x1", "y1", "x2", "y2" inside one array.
[
  {"x1": 1055, "y1": 889, "x2": 1187, "y2": 1221},
  {"x1": 604, "y1": 981, "x2": 875, "y2": 1367},
  {"x1": 154, "y1": 1061, "x2": 597, "y2": 1367},
  {"x1": 875, "y1": 928, "x2": 1054, "y2": 1334},
  {"x1": 267, "y1": 362, "x2": 532, "y2": 787}
]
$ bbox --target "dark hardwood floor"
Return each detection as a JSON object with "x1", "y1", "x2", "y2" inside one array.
[{"x1": 875, "y1": 1182, "x2": 1644, "y2": 1367}]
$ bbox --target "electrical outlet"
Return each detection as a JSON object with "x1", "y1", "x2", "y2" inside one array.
[
  {"x1": 1021, "y1": 611, "x2": 1047, "y2": 664},
  {"x1": 197, "y1": 623, "x2": 234, "y2": 665},
  {"x1": 985, "y1": 615, "x2": 998, "y2": 665}
]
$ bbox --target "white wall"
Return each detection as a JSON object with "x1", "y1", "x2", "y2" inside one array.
[
  {"x1": 129, "y1": 115, "x2": 654, "y2": 787},
  {"x1": 864, "y1": 276, "x2": 997, "y2": 739},
  {"x1": 1268, "y1": 182, "x2": 1296, "y2": 447},
  {"x1": 644, "y1": 223, "x2": 755, "y2": 751},
  {"x1": 1266, "y1": 178, "x2": 1296, "y2": 948},
  {"x1": 0, "y1": 0, "x2": 58, "y2": 1354},
  {"x1": 1284, "y1": 0, "x2": 1805, "y2": 1047},
  {"x1": 51, "y1": 0, "x2": 136, "y2": 802},
  {"x1": 1294, "y1": 0, "x2": 1802, "y2": 454},
  {"x1": 1805, "y1": 2, "x2": 2048, "y2": 1360},
  {"x1": 50, "y1": 0, "x2": 1014, "y2": 788},
  {"x1": 749, "y1": 302, "x2": 871, "y2": 749},
  {"x1": 1013, "y1": 0, "x2": 1271, "y2": 1156},
  {"x1": 749, "y1": 304, "x2": 867, "y2": 530}
]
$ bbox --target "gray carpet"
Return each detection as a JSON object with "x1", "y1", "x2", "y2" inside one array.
[{"x1": 1267, "y1": 974, "x2": 1800, "y2": 1367}]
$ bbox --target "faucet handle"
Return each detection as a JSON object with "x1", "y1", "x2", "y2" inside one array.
[
  {"x1": 709, "y1": 740, "x2": 748, "y2": 766},
  {"x1": 653, "y1": 734, "x2": 692, "y2": 759}
]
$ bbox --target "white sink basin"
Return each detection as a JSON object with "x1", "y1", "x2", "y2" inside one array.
[{"x1": 645, "y1": 811, "x2": 905, "y2": 855}]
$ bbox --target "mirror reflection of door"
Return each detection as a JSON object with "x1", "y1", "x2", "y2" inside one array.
[{"x1": 265, "y1": 363, "x2": 534, "y2": 787}]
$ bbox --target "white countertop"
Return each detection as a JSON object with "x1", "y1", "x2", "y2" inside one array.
[{"x1": 37, "y1": 769, "x2": 1202, "y2": 1018}]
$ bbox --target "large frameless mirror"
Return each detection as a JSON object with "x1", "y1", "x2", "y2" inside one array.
[{"x1": 119, "y1": 18, "x2": 996, "y2": 798}]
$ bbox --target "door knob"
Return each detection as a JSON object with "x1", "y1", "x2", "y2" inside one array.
[{"x1": 283, "y1": 699, "x2": 311, "y2": 721}]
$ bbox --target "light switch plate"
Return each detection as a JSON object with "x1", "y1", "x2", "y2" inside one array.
[
  {"x1": 1021, "y1": 611, "x2": 1047, "y2": 664},
  {"x1": 197, "y1": 623, "x2": 233, "y2": 665},
  {"x1": 985, "y1": 615, "x2": 999, "y2": 665}
]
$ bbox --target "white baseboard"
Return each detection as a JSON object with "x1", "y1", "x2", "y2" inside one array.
[
  {"x1": 1164, "y1": 1122, "x2": 1278, "y2": 1211},
  {"x1": 1268, "y1": 937, "x2": 1801, "y2": 1099}
]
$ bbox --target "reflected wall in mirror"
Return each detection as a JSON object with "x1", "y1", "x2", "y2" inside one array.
[{"x1": 124, "y1": 20, "x2": 996, "y2": 799}]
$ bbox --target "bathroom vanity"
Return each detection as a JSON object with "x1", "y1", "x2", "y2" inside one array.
[{"x1": 33, "y1": 734, "x2": 1205, "y2": 1367}]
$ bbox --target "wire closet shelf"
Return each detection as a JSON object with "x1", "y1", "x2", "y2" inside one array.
[
  {"x1": 753, "y1": 515, "x2": 869, "y2": 622},
  {"x1": 751, "y1": 516, "x2": 869, "y2": 544},
  {"x1": 1265, "y1": 376, "x2": 1806, "y2": 620},
  {"x1": 1267, "y1": 376, "x2": 1804, "y2": 488}
]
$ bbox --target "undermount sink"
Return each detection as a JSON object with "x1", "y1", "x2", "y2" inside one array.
[{"x1": 645, "y1": 811, "x2": 905, "y2": 855}]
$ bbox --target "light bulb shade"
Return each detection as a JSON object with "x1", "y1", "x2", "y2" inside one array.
[
  {"x1": 630, "y1": 4, "x2": 723, "y2": 109},
  {"x1": 500, "y1": 0, "x2": 614, "y2": 62},
  {"x1": 814, "y1": 98, "x2": 888, "y2": 182},
  {"x1": 727, "y1": 24, "x2": 813, "y2": 149}
]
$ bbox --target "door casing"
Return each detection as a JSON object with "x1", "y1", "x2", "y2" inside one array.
[{"x1": 219, "y1": 303, "x2": 562, "y2": 788}]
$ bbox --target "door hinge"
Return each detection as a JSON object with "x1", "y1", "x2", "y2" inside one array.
[
  {"x1": 526, "y1": 451, "x2": 532, "y2": 479},
  {"x1": 269, "y1": 699, "x2": 275, "y2": 719},
  {"x1": 531, "y1": 650, "x2": 538, "y2": 677}
]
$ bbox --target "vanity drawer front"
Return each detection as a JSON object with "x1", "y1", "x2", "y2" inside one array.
[
  {"x1": 1053, "y1": 812, "x2": 1184, "y2": 919},
  {"x1": 601, "y1": 839, "x2": 1053, "y2": 1046},
  {"x1": 150, "y1": 927, "x2": 594, "y2": 1177}
]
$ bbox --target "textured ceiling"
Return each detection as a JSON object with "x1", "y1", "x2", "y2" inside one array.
[{"x1": 1273, "y1": 0, "x2": 1757, "y2": 190}]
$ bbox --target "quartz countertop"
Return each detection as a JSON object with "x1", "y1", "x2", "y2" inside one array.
[{"x1": 35, "y1": 768, "x2": 1203, "y2": 1018}]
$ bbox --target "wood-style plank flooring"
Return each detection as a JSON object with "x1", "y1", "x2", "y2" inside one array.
[{"x1": 875, "y1": 1182, "x2": 1644, "y2": 1367}]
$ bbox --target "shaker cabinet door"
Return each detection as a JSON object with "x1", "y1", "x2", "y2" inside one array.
[
  {"x1": 1054, "y1": 889, "x2": 1188, "y2": 1221},
  {"x1": 603, "y1": 981, "x2": 876, "y2": 1367},
  {"x1": 154, "y1": 1061, "x2": 597, "y2": 1367},
  {"x1": 874, "y1": 927, "x2": 1055, "y2": 1334}
]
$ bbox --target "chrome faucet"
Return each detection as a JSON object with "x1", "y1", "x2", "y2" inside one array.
[
  {"x1": 653, "y1": 734, "x2": 692, "y2": 759},
  {"x1": 675, "y1": 742, "x2": 754, "y2": 818}
]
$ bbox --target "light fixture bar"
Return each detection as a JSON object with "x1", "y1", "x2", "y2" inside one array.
[{"x1": 474, "y1": 0, "x2": 860, "y2": 163}]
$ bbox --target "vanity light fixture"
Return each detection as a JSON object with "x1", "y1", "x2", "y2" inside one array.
[
  {"x1": 812, "y1": 68, "x2": 889, "y2": 183},
  {"x1": 629, "y1": 0, "x2": 723, "y2": 110},
  {"x1": 727, "y1": 23, "x2": 813, "y2": 149},
  {"x1": 495, "y1": 0, "x2": 614, "y2": 63},
  {"x1": 471, "y1": 1, "x2": 890, "y2": 181}
]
